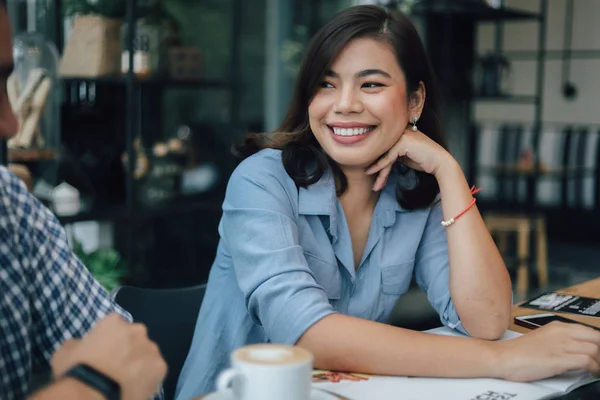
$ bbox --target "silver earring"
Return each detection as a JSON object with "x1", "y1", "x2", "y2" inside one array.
[{"x1": 411, "y1": 115, "x2": 418, "y2": 131}]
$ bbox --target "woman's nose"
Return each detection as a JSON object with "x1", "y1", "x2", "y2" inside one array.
[{"x1": 333, "y1": 88, "x2": 363, "y2": 114}]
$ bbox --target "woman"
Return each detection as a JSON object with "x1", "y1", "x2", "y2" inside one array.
[{"x1": 176, "y1": 5, "x2": 600, "y2": 398}]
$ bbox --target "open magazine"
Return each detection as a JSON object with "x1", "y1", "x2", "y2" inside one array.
[{"x1": 312, "y1": 327, "x2": 599, "y2": 400}]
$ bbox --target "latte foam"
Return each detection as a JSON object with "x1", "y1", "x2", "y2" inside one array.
[{"x1": 234, "y1": 344, "x2": 313, "y2": 365}]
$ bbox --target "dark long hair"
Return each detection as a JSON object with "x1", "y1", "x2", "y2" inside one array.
[{"x1": 236, "y1": 5, "x2": 446, "y2": 210}]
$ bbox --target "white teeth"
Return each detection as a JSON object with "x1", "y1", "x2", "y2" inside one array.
[{"x1": 332, "y1": 126, "x2": 373, "y2": 136}]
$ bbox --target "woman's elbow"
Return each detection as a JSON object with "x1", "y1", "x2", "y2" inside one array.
[{"x1": 464, "y1": 312, "x2": 511, "y2": 341}]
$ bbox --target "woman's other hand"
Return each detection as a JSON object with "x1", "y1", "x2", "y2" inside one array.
[
  {"x1": 365, "y1": 128, "x2": 454, "y2": 191},
  {"x1": 494, "y1": 321, "x2": 600, "y2": 381}
]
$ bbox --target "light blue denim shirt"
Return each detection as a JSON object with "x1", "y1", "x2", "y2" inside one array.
[{"x1": 175, "y1": 148, "x2": 466, "y2": 399}]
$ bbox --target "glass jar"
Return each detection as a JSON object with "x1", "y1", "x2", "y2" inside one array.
[
  {"x1": 7, "y1": 0, "x2": 61, "y2": 152},
  {"x1": 11, "y1": 32, "x2": 61, "y2": 150}
]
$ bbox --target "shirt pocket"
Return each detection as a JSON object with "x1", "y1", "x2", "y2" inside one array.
[
  {"x1": 381, "y1": 259, "x2": 415, "y2": 295},
  {"x1": 304, "y1": 252, "x2": 341, "y2": 300}
]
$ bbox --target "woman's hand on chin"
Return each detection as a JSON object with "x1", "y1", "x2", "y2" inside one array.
[{"x1": 365, "y1": 128, "x2": 454, "y2": 191}]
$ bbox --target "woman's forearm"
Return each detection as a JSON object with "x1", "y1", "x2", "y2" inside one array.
[
  {"x1": 434, "y1": 157, "x2": 512, "y2": 339},
  {"x1": 298, "y1": 314, "x2": 501, "y2": 377}
]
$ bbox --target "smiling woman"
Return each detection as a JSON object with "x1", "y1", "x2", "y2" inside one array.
[
  {"x1": 175, "y1": 5, "x2": 600, "y2": 400},
  {"x1": 235, "y1": 6, "x2": 444, "y2": 210}
]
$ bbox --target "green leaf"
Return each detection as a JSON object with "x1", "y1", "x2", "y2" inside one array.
[{"x1": 72, "y1": 238, "x2": 128, "y2": 292}]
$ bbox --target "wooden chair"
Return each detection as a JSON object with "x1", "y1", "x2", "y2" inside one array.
[{"x1": 483, "y1": 213, "x2": 548, "y2": 299}]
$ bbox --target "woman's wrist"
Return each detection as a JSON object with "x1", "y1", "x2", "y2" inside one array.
[
  {"x1": 433, "y1": 154, "x2": 467, "y2": 190},
  {"x1": 433, "y1": 152, "x2": 460, "y2": 181},
  {"x1": 484, "y1": 341, "x2": 511, "y2": 380}
]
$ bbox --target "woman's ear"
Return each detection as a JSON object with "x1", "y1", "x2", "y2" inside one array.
[{"x1": 409, "y1": 81, "x2": 426, "y2": 118}]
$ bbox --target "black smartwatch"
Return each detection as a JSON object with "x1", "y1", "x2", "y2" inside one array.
[{"x1": 64, "y1": 364, "x2": 121, "y2": 400}]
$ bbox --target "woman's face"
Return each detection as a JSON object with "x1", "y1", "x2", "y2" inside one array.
[{"x1": 308, "y1": 38, "x2": 415, "y2": 170}]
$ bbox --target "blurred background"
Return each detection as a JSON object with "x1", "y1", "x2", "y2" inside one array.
[{"x1": 3, "y1": 0, "x2": 599, "y2": 326}]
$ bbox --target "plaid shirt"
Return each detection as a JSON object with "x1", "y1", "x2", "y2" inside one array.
[{"x1": 0, "y1": 167, "x2": 159, "y2": 399}]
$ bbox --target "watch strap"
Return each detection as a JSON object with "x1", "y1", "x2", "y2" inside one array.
[{"x1": 64, "y1": 363, "x2": 120, "y2": 400}]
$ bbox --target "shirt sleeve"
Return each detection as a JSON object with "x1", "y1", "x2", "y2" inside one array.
[
  {"x1": 220, "y1": 155, "x2": 336, "y2": 345},
  {"x1": 413, "y1": 200, "x2": 469, "y2": 335},
  {"x1": 1, "y1": 170, "x2": 133, "y2": 361}
]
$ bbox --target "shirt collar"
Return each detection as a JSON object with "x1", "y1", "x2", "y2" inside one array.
[
  {"x1": 297, "y1": 167, "x2": 407, "y2": 238},
  {"x1": 298, "y1": 167, "x2": 337, "y2": 217}
]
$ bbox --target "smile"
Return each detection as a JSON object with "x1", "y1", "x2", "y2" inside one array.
[
  {"x1": 327, "y1": 124, "x2": 376, "y2": 145},
  {"x1": 329, "y1": 126, "x2": 375, "y2": 136}
]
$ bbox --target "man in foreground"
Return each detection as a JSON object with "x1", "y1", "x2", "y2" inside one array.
[{"x1": 0, "y1": 1, "x2": 166, "y2": 398}]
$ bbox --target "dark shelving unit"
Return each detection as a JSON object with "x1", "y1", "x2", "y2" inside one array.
[
  {"x1": 502, "y1": 49, "x2": 600, "y2": 61},
  {"x1": 410, "y1": 0, "x2": 541, "y2": 21},
  {"x1": 465, "y1": 0, "x2": 548, "y2": 211},
  {"x1": 459, "y1": 1, "x2": 600, "y2": 241},
  {"x1": 473, "y1": 95, "x2": 540, "y2": 104},
  {"x1": 62, "y1": 76, "x2": 235, "y2": 89},
  {"x1": 45, "y1": 0, "x2": 245, "y2": 287},
  {"x1": 57, "y1": 205, "x2": 129, "y2": 224}
]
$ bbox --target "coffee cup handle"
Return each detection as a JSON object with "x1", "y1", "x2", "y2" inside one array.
[{"x1": 216, "y1": 368, "x2": 242, "y2": 393}]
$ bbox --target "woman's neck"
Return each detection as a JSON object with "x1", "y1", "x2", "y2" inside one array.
[{"x1": 338, "y1": 167, "x2": 380, "y2": 214}]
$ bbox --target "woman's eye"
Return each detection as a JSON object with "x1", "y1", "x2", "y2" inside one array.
[
  {"x1": 320, "y1": 82, "x2": 334, "y2": 89},
  {"x1": 362, "y1": 82, "x2": 384, "y2": 89}
]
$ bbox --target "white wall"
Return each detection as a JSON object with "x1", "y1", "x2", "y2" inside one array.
[{"x1": 474, "y1": 0, "x2": 600, "y2": 125}]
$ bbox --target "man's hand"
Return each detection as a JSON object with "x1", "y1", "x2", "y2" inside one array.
[{"x1": 51, "y1": 314, "x2": 167, "y2": 400}]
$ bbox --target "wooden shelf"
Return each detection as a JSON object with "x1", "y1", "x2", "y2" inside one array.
[
  {"x1": 141, "y1": 201, "x2": 221, "y2": 219},
  {"x1": 489, "y1": 49, "x2": 600, "y2": 61},
  {"x1": 61, "y1": 76, "x2": 233, "y2": 89},
  {"x1": 57, "y1": 205, "x2": 129, "y2": 224},
  {"x1": 474, "y1": 95, "x2": 539, "y2": 104},
  {"x1": 479, "y1": 165, "x2": 596, "y2": 178},
  {"x1": 410, "y1": 1, "x2": 541, "y2": 21},
  {"x1": 57, "y1": 198, "x2": 222, "y2": 224},
  {"x1": 8, "y1": 149, "x2": 57, "y2": 162}
]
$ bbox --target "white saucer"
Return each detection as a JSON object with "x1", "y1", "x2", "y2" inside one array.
[{"x1": 204, "y1": 388, "x2": 340, "y2": 400}]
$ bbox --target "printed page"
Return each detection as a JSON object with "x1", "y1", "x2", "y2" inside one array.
[
  {"x1": 311, "y1": 326, "x2": 598, "y2": 399},
  {"x1": 313, "y1": 376, "x2": 554, "y2": 400},
  {"x1": 425, "y1": 326, "x2": 523, "y2": 340},
  {"x1": 535, "y1": 371, "x2": 598, "y2": 394}
]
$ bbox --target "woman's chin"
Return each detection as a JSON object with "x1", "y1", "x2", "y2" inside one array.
[{"x1": 328, "y1": 153, "x2": 375, "y2": 171}]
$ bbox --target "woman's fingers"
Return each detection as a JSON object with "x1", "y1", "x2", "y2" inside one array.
[
  {"x1": 366, "y1": 152, "x2": 395, "y2": 175},
  {"x1": 565, "y1": 353, "x2": 600, "y2": 376},
  {"x1": 373, "y1": 164, "x2": 393, "y2": 191}
]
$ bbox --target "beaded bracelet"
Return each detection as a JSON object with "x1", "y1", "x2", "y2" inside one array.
[{"x1": 441, "y1": 186, "x2": 481, "y2": 228}]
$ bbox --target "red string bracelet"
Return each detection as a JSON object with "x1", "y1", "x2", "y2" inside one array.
[{"x1": 441, "y1": 186, "x2": 481, "y2": 228}]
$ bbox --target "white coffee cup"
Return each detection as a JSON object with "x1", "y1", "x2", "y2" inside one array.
[{"x1": 216, "y1": 343, "x2": 313, "y2": 400}]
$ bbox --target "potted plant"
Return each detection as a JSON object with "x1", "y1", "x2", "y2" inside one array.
[{"x1": 72, "y1": 238, "x2": 127, "y2": 292}]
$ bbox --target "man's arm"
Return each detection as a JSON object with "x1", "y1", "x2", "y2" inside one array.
[
  {"x1": 0, "y1": 167, "x2": 131, "y2": 362},
  {"x1": 0, "y1": 169, "x2": 167, "y2": 398},
  {"x1": 28, "y1": 378, "x2": 104, "y2": 400},
  {"x1": 30, "y1": 314, "x2": 167, "y2": 400}
]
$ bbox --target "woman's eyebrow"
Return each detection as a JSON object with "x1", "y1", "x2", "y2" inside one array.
[
  {"x1": 357, "y1": 69, "x2": 391, "y2": 78},
  {"x1": 323, "y1": 68, "x2": 392, "y2": 79}
]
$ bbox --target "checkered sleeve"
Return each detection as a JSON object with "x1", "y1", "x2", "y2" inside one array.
[
  {"x1": 2, "y1": 170, "x2": 131, "y2": 361},
  {"x1": 0, "y1": 167, "x2": 163, "y2": 399}
]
